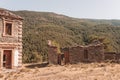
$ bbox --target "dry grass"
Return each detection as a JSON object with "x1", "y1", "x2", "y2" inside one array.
[
  {"x1": 2, "y1": 63, "x2": 120, "y2": 80},
  {"x1": 0, "y1": 74, "x2": 4, "y2": 78},
  {"x1": 19, "y1": 68, "x2": 31, "y2": 73}
]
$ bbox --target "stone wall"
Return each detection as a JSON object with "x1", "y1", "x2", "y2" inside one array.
[
  {"x1": 17, "y1": 20, "x2": 22, "y2": 67},
  {"x1": 48, "y1": 46, "x2": 58, "y2": 64},
  {"x1": 87, "y1": 45, "x2": 104, "y2": 62},
  {"x1": 115, "y1": 53, "x2": 120, "y2": 63},
  {"x1": 0, "y1": 18, "x2": 3, "y2": 35},
  {"x1": 104, "y1": 52, "x2": 116, "y2": 61},
  {"x1": 69, "y1": 46, "x2": 84, "y2": 64}
]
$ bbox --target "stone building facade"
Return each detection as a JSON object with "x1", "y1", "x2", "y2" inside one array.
[{"x1": 0, "y1": 8, "x2": 23, "y2": 69}]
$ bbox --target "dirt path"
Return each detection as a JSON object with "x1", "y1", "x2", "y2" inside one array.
[{"x1": 1, "y1": 63, "x2": 120, "y2": 80}]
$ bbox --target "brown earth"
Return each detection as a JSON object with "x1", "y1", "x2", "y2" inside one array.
[{"x1": 1, "y1": 62, "x2": 120, "y2": 80}]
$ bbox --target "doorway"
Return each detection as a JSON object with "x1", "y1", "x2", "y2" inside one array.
[
  {"x1": 64, "y1": 51, "x2": 69, "y2": 64},
  {"x1": 3, "y1": 50, "x2": 12, "y2": 69}
]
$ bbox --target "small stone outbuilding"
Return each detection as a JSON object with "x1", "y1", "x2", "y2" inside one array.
[{"x1": 0, "y1": 8, "x2": 23, "y2": 69}]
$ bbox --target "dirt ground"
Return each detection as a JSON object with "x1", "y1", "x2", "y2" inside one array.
[{"x1": 1, "y1": 62, "x2": 120, "y2": 80}]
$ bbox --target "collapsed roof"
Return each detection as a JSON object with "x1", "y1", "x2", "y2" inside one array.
[{"x1": 0, "y1": 8, "x2": 23, "y2": 20}]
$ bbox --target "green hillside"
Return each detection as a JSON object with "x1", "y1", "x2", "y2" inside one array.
[{"x1": 13, "y1": 11, "x2": 120, "y2": 63}]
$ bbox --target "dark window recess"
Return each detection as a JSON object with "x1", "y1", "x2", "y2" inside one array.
[
  {"x1": 5, "y1": 23, "x2": 12, "y2": 35},
  {"x1": 3, "y1": 54, "x2": 6, "y2": 61},
  {"x1": 3, "y1": 54, "x2": 6, "y2": 67},
  {"x1": 84, "y1": 49, "x2": 88, "y2": 59}
]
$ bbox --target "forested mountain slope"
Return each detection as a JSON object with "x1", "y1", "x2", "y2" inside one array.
[{"x1": 13, "y1": 11, "x2": 120, "y2": 63}]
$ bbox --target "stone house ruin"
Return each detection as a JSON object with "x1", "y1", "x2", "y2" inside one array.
[
  {"x1": 62, "y1": 44, "x2": 104, "y2": 64},
  {"x1": 48, "y1": 40, "x2": 120, "y2": 65},
  {"x1": 0, "y1": 8, "x2": 23, "y2": 69},
  {"x1": 48, "y1": 41, "x2": 105, "y2": 65}
]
